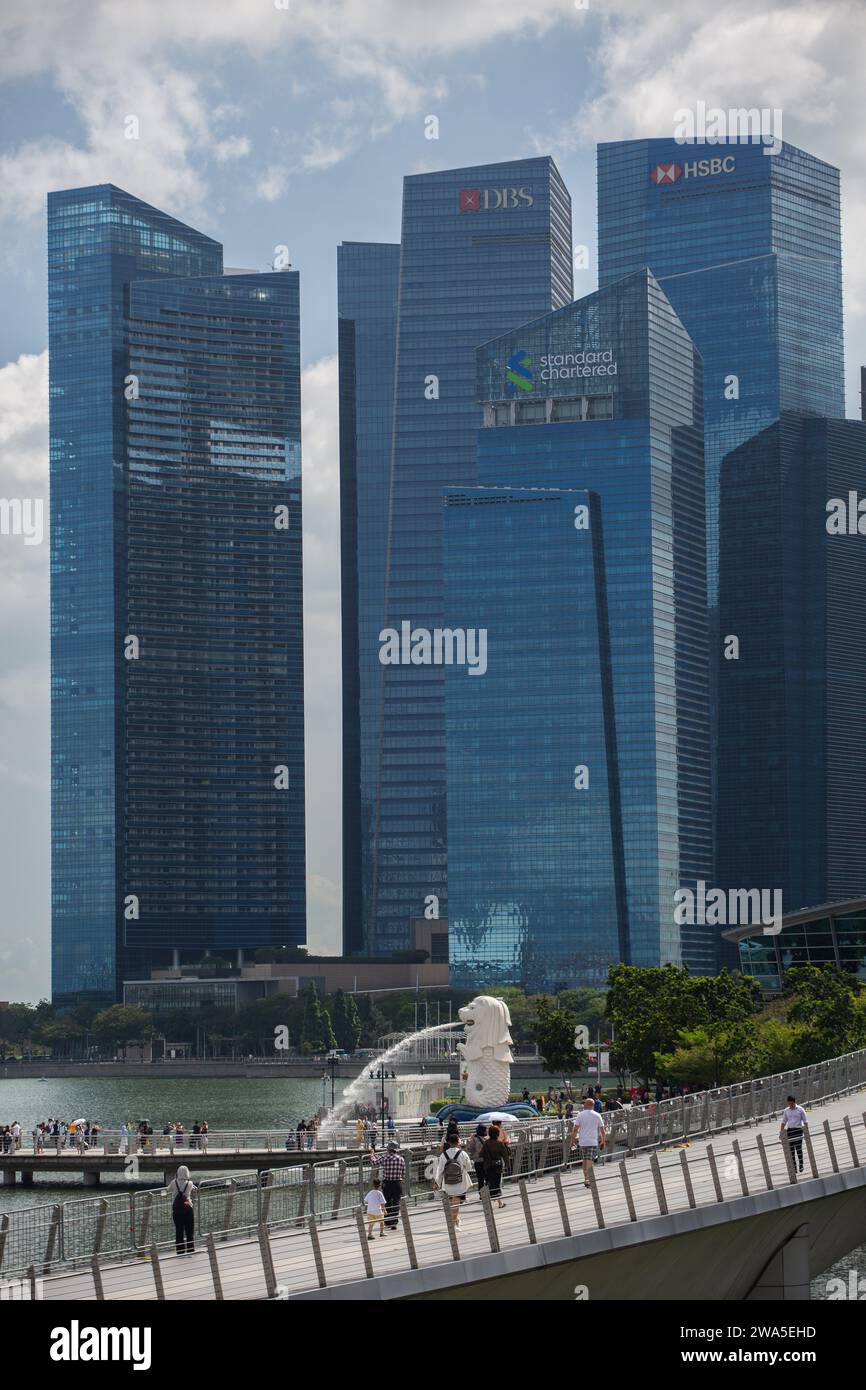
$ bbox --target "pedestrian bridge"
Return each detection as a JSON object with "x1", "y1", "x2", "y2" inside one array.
[{"x1": 26, "y1": 1060, "x2": 866, "y2": 1302}]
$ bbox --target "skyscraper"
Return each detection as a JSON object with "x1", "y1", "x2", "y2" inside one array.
[
  {"x1": 597, "y1": 138, "x2": 844, "y2": 605},
  {"x1": 444, "y1": 269, "x2": 713, "y2": 990},
  {"x1": 718, "y1": 413, "x2": 866, "y2": 922},
  {"x1": 339, "y1": 159, "x2": 573, "y2": 955},
  {"x1": 49, "y1": 184, "x2": 305, "y2": 1005}
]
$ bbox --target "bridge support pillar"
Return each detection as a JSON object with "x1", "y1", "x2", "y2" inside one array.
[
  {"x1": 21, "y1": 1171, "x2": 33, "y2": 1186},
  {"x1": 83, "y1": 1169, "x2": 100, "y2": 1187},
  {"x1": 3, "y1": 1169, "x2": 16, "y2": 1185},
  {"x1": 747, "y1": 1223, "x2": 811, "y2": 1300}
]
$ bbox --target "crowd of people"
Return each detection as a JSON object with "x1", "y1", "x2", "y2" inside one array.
[{"x1": 6, "y1": 1118, "x2": 213, "y2": 1152}]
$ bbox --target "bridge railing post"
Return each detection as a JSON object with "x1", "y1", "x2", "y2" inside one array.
[
  {"x1": 842, "y1": 1115, "x2": 859, "y2": 1168},
  {"x1": 306, "y1": 1214, "x2": 327, "y2": 1288},
  {"x1": 257, "y1": 1223, "x2": 277, "y2": 1298},
  {"x1": 706, "y1": 1144, "x2": 724, "y2": 1201},
  {"x1": 679, "y1": 1150, "x2": 696, "y2": 1208},
  {"x1": 478, "y1": 1186, "x2": 500, "y2": 1254},
  {"x1": 731, "y1": 1138, "x2": 749, "y2": 1195},
  {"x1": 399, "y1": 1197, "x2": 418, "y2": 1269},
  {"x1": 756, "y1": 1134, "x2": 773, "y2": 1190},
  {"x1": 205, "y1": 1231, "x2": 224, "y2": 1300},
  {"x1": 649, "y1": 1152, "x2": 668, "y2": 1216},
  {"x1": 355, "y1": 1207, "x2": 375, "y2": 1278},
  {"x1": 823, "y1": 1119, "x2": 840, "y2": 1174},
  {"x1": 149, "y1": 1244, "x2": 165, "y2": 1300},
  {"x1": 553, "y1": 1172, "x2": 572, "y2": 1235}
]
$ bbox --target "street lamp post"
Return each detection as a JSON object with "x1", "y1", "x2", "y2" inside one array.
[
  {"x1": 376, "y1": 1068, "x2": 387, "y2": 1147},
  {"x1": 328, "y1": 1055, "x2": 337, "y2": 1108}
]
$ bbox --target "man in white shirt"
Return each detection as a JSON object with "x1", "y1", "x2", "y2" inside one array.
[
  {"x1": 779, "y1": 1094, "x2": 808, "y2": 1176},
  {"x1": 570, "y1": 1098, "x2": 606, "y2": 1188}
]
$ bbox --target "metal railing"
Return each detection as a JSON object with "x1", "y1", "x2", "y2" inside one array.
[
  {"x1": 27, "y1": 1104, "x2": 866, "y2": 1301},
  {"x1": 4, "y1": 1047, "x2": 865, "y2": 1282}
]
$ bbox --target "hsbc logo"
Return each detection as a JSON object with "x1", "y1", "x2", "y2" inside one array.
[
  {"x1": 459, "y1": 187, "x2": 534, "y2": 211},
  {"x1": 650, "y1": 156, "x2": 735, "y2": 186}
]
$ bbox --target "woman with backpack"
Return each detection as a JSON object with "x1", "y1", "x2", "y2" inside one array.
[
  {"x1": 466, "y1": 1124, "x2": 488, "y2": 1194},
  {"x1": 433, "y1": 1135, "x2": 473, "y2": 1228},
  {"x1": 167, "y1": 1164, "x2": 196, "y2": 1255},
  {"x1": 480, "y1": 1123, "x2": 508, "y2": 1208}
]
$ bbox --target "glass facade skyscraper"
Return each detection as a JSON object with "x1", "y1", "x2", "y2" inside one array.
[
  {"x1": 597, "y1": 138, "x2": 844, "y2": 605},
  {"x1": 443, "y1": 269, "x2": 713, "y2": 991},
  {"x1": 49, "y1": 184, "x2": 305, "y2": 1005},
  {"x1": 717, "y1": 413, "x2": 866, "y2": 921},
  {"x1": 339, "y1": 159, "x2": 573, "y2": 954}
]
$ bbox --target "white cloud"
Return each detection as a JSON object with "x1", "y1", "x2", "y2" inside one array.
[
  {"x1": 214, "y1": 135, "x2": 252, "y2": 163},
  {"x1": 0, "y1": 0, "x2": 583, "y2": 223}
]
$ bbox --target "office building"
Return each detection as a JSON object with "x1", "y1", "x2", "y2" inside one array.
[
  {"x1": 339, "y1": 159, "x2": 573, "y2": 954},
  {"x1": 597, "y1": 138, "x2": 844, "y2": 605},
  {"x1": 49, "y1": 184, "x2": 305, "y2": 1004},
  {"x1": 717, "y1": 413, "x2": 866, "y2": 924},
  {"x1": 443, "y1": 268, "x2": 713, "y2": 990}
]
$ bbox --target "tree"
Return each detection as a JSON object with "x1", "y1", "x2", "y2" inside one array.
[
  {"x1": 605, "y1": 965, "x2": 699, "y2": 1082},
  {"x1": 784, "y1": 965, "x2": 866, "y2": 1061},
  {"x1": 557, "y1": 987, "x2": 608, "y2": 1038},
  {"x1": 534, "y1": 997, "x2": 585, "y2": 1080},
  {"x1": 91, "y1": 1005, "x2": 153, "y2": 1058},
  {"x1": 332, "y1": 990, "x2": 362, "y2": 1053},
  {"x1": 299, "y1": 984, "x2": 333, "y2": 1054}
]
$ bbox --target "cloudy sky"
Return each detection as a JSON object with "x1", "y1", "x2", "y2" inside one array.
[{"x1": 1, "y1": 0, "x2": 864, "y2": 1002}]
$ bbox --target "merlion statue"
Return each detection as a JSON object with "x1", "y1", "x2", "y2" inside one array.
[{"x1": 458, "y1": 995, "x2": 513, "y2": 1110}]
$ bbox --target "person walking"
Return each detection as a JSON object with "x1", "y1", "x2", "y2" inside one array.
[
  {"x1": 433, "y1": 1134, "x2": 473, "y2": 1228},
  {"x1": 199, "y1": 1120, "x2": 208, "y2": 1153},
  {"x1": 167, "y1": 1164, "x2": 196, "y2": 1255},
  {"x1": 355, "y1": 1117, "x2": 365, "y2": 1150},
  {"x1": 570, "y1": 1097, "x2": 606, "y2": 1188},
  {"x1": 480, "y1": 1123, "x2": 508, "y2": 1208},
  {"x1": 779, "y1": 1095, "x2": 809, "y2": 1176},
  {"x1": 466, "y1": 1124, "x2": 487, "y2": 1194},
  {"x1": 371, "y1": 1141, "x2": 406, "y2": 1229},
  {"x1": 11, "y1": 1121, "x2": 21, "y2": 1152},
  {"x1": 364, "y1": 1175, "x2": 388, "y2": 1239}
]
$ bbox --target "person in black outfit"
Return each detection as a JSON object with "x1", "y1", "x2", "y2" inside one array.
[{"x1": 168, "y1": 1165, "x2": 196, "y2": 1254}]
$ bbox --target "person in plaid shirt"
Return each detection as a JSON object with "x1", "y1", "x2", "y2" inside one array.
[{"x1": 371, "y1": 1141, "x2": 406, "y2": 1229}]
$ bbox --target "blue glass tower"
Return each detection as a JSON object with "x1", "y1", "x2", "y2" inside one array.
[
  {"x1": 444, "y1": 269, "x2": 713, "y2": 990},
  {"x1": 339, "y1": 159, "x2": 573, "y2": 954},
  {"x1": 597, "y1": 138, "x2": 844, "y2": 605},
  {"x1": 718, "y1": 414, "x2": 866, "y2": 923},
  {"x1": 49, "y1": 185, "x2": 305, "y2": 1005}
]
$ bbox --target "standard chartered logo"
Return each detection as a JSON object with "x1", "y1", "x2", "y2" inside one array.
[
  {"x1": 506, "y1": 350, "x2": 533, "y2": 395},
  {"x1": 505, "y1": 347, "x2": 618, "y2": 393},
  {"x1": 540, "y1": 349, "x2": 617, "y2": 382}
]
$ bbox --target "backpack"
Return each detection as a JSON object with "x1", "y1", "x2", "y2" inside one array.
[
  {"x1": 172, "y1": 1183, "x2": 191, "y2": 1217},
  {"x1": 443, "y1": 1150, "x2": 463, "y2": 1185}
]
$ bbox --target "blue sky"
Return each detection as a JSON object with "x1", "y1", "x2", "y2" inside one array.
[{"x1": 1, "y1": 0, "x2": 864, "y2": 1001}]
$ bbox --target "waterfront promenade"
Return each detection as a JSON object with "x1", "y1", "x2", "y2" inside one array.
[{"x1": 33, "y1": 1085, "x2": 866, "y2": 1302}]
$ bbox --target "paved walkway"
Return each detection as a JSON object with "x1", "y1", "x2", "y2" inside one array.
[{"x1": 39, "y1": 1087, "x2": 866, "y2": 1301}]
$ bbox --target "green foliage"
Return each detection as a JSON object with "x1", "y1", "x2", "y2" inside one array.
[
  {"x1": 556, "y1": 987, "x2": 608, "y2": 1037},
  {"x1": 606, "y1": 965, "x2": 701, "y2": 1081},
  {"x1": 331, "y1": 990, "x2": 362, "y2": 1053},
  {"x1": 606, "y1": 965, "x2": 760, "y2": 1083},
  {"x1": 299, "y1": 983, "x2": 331, "y2": 1054},
  {"x1": 784, "y1": 965, "x2": 866, "y2": 1062},
  {"x1": 533, "y1": 996, "x2": 584, "y2": 1078},
  {"x1": 91, "y1": 1005, "x2": 153, "y2": 1053}
]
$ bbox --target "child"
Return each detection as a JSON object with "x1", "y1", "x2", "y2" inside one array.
[{"x1": 365, "y1": 1175, "x2": 388, "y2": 1239}]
